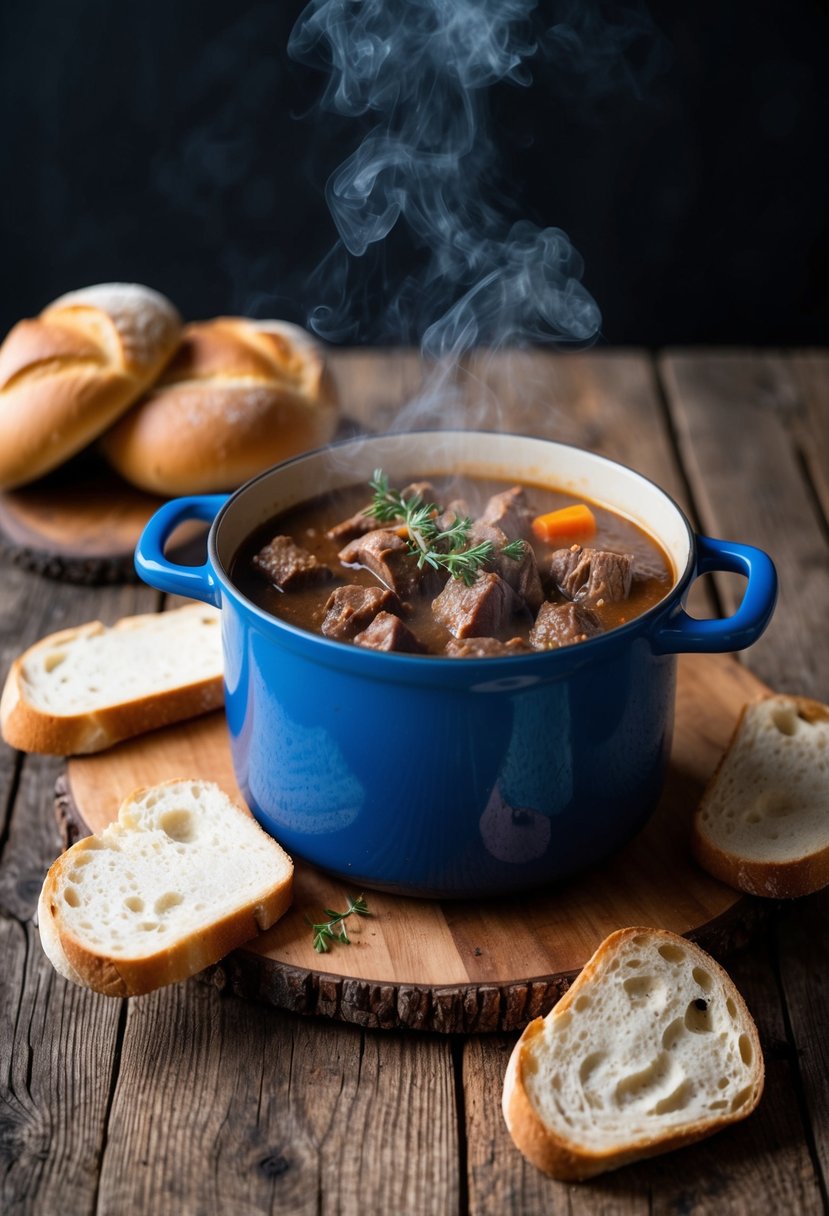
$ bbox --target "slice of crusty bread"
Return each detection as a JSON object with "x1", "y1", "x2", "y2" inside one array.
[
  {"x1": 502, "y1": 928, "x2": 763, "y2": 1181},
  {"x1": 1, "y1": 604, "x2": 223, "y2": 755},
  {"x1": 692, "y1": 695, "x2": 829, "y2": 898},
  {"x1": 37, "y1": 779, "x2": 293, "y2": 997}
]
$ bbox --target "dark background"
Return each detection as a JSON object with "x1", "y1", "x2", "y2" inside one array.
[{"x1": 1, "y1": 0, "x2": 827, "y2": 347}]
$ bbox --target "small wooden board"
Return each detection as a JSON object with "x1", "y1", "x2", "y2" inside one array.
[
  {"x1": 0, "y1": 417, "x2": 367, "y2": 585},
  {"x1": 58, "y1": 652, "x2": 768, "y2": 1032},
  {"x1": 0, "y1": 451, "x2": 176, "y2": 584}
]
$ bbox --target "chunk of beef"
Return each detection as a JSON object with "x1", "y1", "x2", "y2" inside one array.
[
  {"x1": 325, "y1": 482, "x2": 438, "y2": 544},
  {"x1": 445, "y1": 636, "x2": 531, "y2": 658},
  {"x1": 338, "y1": 529, "x2": 440, "y2": 599},
  {"x1": 353, "y1": 612, "x2": 425, "y2": 654},
  {"x1": 401, "y1": 480, "x2": 437, "y2": 503},
  {"x1": 480, "y1": 486, "x2": 533, "y2": 541},
  {"x1": 549, "y1": 544, "x2": 633, "y2": 605},
  {"x1": 253, "y1": 535, "x2": 333, "y2": 591},
  {"x1": 321, "y1": 585, "x2": 401, "y2": 641},
  {"x1": 467, "y1": 520, "x2": 544, "y2": 613},
  {"x1": 433, "y1": 498, "x2": 472, "y2": 533},
  {"x1": 326, "y1": 508, "x2": 385, "y2": 544},
  {"x1": 432, "y1": 572, "x2": 519, "y2": 639},
  {"x1": 631, "y1": 553, "x2": 672, "y2": 586},
  {"x1": 529, "y1": 602, "x2": 603, "y2": 650}
]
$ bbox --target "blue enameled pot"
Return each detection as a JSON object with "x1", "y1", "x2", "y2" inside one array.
[{"x1": 134, "y1": 432, "x2": 777, "y2": 898}]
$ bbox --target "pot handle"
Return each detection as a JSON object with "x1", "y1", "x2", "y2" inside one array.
[
  {"x1": 652, "y1": 535, "x2": 777, "y2": 654},
  {"x1": 134, "y1": 495, "x2": 229, "y2": 606}
]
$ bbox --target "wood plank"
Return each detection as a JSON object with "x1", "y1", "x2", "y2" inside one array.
[
  {"x1": 328, "y1": 348, "x2": 431, "y2": 433},
  {"x1": 659, "y1": 350, "x2": 829, "y2": 696},
  {"x1": 94, "y1": 981, "x2": 458, "y2": 1215},
  {"x1": 462, "y1": 350, "x2": 690, "y2": 508},
  {"x1": 775, "y1": 889, "x2": 829, "y2": 1188},
  {"x1": 0, "y1": 573, "x2": 157, "y2": 1216},
  {"x1": 776, "y1": 353, "x2": 829, "y2": 1193},
  {"x1": 0, "y1": 916, "x2": 125, "y2": 1216},
  {"x1": 657, "y1": 348, "x2": 829, "y2": 1207},
  {"x1": 790, "y1": 351, "x2": 829, "y2": 521}
]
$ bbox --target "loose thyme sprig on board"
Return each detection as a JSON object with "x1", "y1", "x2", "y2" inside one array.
[
  {"x1": 364, "y1": 469, "x2": 525, "y2": 586},
  {"x1": 308, "y1": 894, "x2": 371, "y2": 953}
]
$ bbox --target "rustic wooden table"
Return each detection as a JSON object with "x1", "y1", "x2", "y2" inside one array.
[{"x1": 1, "y1": 349, "x2": 827, "y2": 1215}]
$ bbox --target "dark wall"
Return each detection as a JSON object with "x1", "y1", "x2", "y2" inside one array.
[{"x1": 1, "y1": 0, "x2": 827, "y2": 346}]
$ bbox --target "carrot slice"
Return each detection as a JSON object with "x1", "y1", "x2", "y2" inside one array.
[{"x1": 531, "y1": 504, "x2": 597, "y2": 543}]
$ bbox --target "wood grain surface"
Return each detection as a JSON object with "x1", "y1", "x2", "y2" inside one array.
[
  {"x1": 1, "y1": 348, "x2": 827, "y2": 1216},
  {"x1": 0, "y1": 451, "x2": 169, "y2": 583},
  {"x1": 0, "y1": 417, "x2": 364, "y2": 585},
  {"x1": 60, "y1": 652, "x2": 766, "y2": 1032}
]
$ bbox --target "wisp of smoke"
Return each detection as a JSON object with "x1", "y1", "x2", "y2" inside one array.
[{"x1": 289, "y1": 0, "x2": 602, "y2": 362}]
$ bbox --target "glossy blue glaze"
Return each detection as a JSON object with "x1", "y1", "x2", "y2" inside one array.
[{"x1": 135, "y1": 447, "x2": 777, "y2": 898}]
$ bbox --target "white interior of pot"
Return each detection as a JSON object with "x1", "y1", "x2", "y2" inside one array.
[{"x1": 214, "y1": 432, "x2": 692, "y2": 585}]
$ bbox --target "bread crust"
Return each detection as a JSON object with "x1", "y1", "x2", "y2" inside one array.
[
  {"x1": 0, "y1": 283, "x2": 181, "y2": 489},
  {"x1": 691, "y1": 695, "x2": 829, "y2": 899},
  {"x1": 100, "y1": 317, "x2": 339, "y2": 494},
  {"x1": 37, "y1": 883, "x2": 85, "y2": 986},
  {"x1": 38, "y1": 779, "x2": 294, "y2": 997},
  {"x1": 502, "y1": 927, "x2": 764, "y2": 1181},
  {"x1": 0, "y1": 608, "x2": 223, "y2": 756}
]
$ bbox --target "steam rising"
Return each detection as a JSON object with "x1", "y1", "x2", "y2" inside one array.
[{"x1": 290, "y1": 0, "x2": 602, "y2": 362}]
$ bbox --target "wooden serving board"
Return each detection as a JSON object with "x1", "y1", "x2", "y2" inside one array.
[
  {"x1": 0, "y1": 451, "x2": 203, "y2": 584},
  {"x1": 0, "y1": 417, "x2": 366, "y2": 585},
  {"x1": 58, "y1": 652, "x2": 768, "y2": 1033}
]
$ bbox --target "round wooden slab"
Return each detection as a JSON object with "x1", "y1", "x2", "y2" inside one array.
[
  {"x1": 0, "y1": 451, "x2": 175, "y2": 583},
  {"x1": 57, "y1": 652, "x2": 768, "y2": 1032},
  {"x1": 0, "y1": 418, "x2": 368, "y2": 585}
]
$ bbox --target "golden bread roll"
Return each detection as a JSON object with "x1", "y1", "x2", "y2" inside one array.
[
  {"x1": 0, "y1": 283, "x2": 182, "y2": 490},
  {"x1": 100, "y1": 317, "x2": 339, "y2": 495}
]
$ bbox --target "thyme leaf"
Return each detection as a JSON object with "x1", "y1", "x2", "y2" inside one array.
[
  {"x1": 307, "y1": 894, "x2": 371, "y2": 953},
  {"x1": 364, "y1": 469, "x2": 526, "y2": 585}
]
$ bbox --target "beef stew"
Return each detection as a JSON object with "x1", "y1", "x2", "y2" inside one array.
[{"x1": 230, "y1": 475, "x2": 674, "y2": 656}]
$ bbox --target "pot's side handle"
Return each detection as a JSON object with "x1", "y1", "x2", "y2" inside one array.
[
  {"x1": 652, "y1": 535, "x2": 778, "y2": 654},
  {"x1": 134, "y1": 496, "x2": 229, "y2": 606}
]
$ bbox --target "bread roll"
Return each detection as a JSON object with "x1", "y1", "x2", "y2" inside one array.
[
  {"x1": 0, "y1": 283, "x2": 181, "y2": 489},
  {"x1": 100, "y1": 317, "x2": 339, "y2": 495}
]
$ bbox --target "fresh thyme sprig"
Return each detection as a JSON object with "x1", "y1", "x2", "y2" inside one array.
[
  {"x1": 308, "y1": 894, "x2": 371, "y2": 953},
  {"x1": 364, "y1": 470, "x2": 525, "y2": 586}
]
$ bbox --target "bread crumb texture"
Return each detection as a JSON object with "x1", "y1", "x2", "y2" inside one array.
[
  {"x1": 47, "y1": 779, "x2": 292, "y2": 963},
  {"x1": 696, "y1": 696, "x2": 829, "y2": 865},
  {"x1": 19, "y1": 605, "x2": 221, "y2": 715},
  {"x1": 510, "y1": 929, "x2": 762, "y2": 1173}
]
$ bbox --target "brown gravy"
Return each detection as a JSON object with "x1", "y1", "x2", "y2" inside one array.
[{"x1": 230, "y1": 475, "x2": 673, "y2": 656}]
